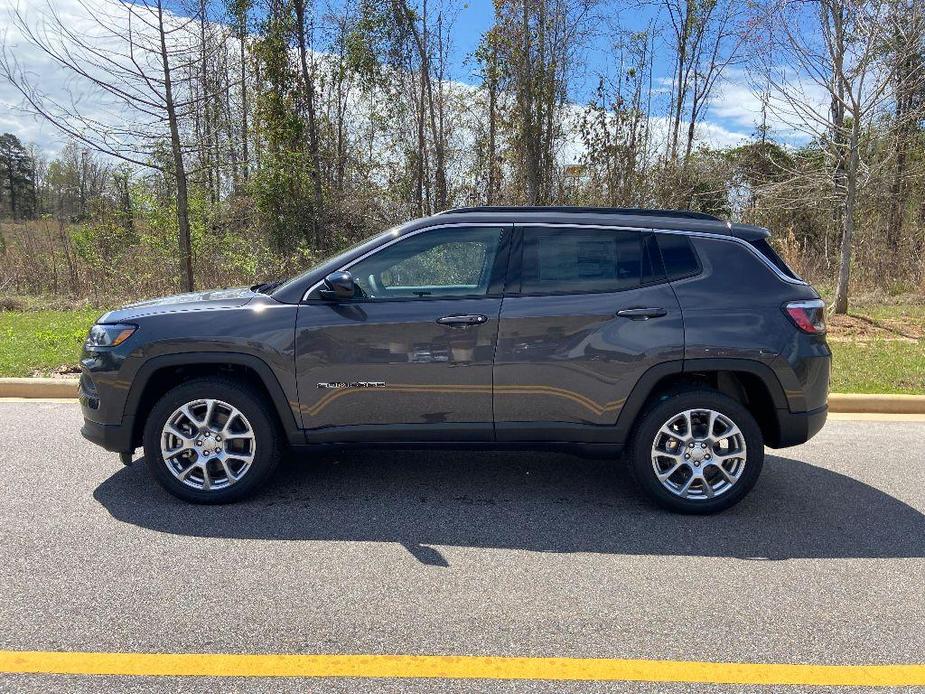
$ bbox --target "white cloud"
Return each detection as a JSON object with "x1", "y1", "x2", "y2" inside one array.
[
  {"x1": 0, "y1": 0, "x2": 194, "y2": 159},
  {"x1": 707, "y1": 67, "x2": 828, "y2": 145},
  {"x1": 0, "y1": 0, "x2": 811, "y2": 168}
]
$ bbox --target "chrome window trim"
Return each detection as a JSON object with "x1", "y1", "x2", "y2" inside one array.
[{"x1": 302, "y1": 220, "x2": 805, "y2": 301}]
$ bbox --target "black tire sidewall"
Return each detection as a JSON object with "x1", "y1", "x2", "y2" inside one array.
[
  {"x1": 143, "y1": 378, "x2": 280, "y2": 504},
  {"x1": 629, "y1": 390, "x2": 764, "y2": 514}
]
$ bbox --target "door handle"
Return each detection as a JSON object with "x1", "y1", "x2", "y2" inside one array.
[
  {"x1": 616, "y1": 307, "x2": 667, "y2": 320},
  {"x1": 436, "y1": 314, "x2": 489, "y2": 327}
]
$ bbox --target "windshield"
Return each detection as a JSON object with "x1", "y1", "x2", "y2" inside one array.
[{"x1": 268, "y1": 224, "x2": 407, "y2": 297}]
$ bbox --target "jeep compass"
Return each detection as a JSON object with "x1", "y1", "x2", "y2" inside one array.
[{"x1": 80, "y1": 207, "x2": 830, "y2": 513}]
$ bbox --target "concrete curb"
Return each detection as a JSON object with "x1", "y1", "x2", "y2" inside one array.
[
  {"x1": 827, "y1": 393, "x2": 925, "y2": 414},
  {"x1": 0, "y1": 377, "x2": 79, "y2": 399},
  {"x1": 1, "y1": 378, "x2": 924, "y2": 414}
]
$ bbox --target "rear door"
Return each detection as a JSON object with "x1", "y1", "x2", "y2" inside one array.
[
  {"x1": 295, "y1": 225, "x2": 510, "y2": 442},
  {"x1": 493, "y1": 225, "x2": 684, "y2": 441}
]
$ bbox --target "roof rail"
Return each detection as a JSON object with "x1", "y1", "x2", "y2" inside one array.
[{"x1": 434, "y1": 206, "x2": 722, "y2": 222}]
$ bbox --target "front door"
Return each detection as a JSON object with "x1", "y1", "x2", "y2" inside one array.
[
  {"x1": 295, "y1": 225, "x2": 510, "y2": 442},
  {"x1": 493, "y1": 225, "x2": 684, "y2": 441}
]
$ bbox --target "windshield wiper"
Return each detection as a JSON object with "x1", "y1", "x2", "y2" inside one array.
[{"x1": 250, "y1": 279, "x2": 284, "y2": 294}]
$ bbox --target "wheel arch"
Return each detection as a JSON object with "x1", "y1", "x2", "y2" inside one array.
[
  {"x1": 126, "y1": 352, "x2": 302, "y2": 450},
  {"x1": 614, "y1": 358, "x2": 790, "y2": 447}
]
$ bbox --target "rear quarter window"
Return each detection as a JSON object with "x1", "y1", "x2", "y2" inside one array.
[
  {"x1": 656, "y1": 234, "x2": 701, "y2": 280},
  {"x1": 749, "y1": 239, "x2": 802, "y2": 280}
]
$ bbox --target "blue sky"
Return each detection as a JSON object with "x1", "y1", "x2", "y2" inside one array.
[
  {"x1": 0, "y1": 0, "x2": 770, "y2": 154},
  {"x1": 429, "y1": 0, "x2": 762, "y2": 145},
  {"x1": 447, "y1": 0, "x2": 664, "y2": 94}
]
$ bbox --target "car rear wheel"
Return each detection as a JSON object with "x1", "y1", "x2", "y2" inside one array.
[
  {"x1": 143, "y1": 378, "x2": 281, "y2": 504},
  {"x1": 628, "y1": 389, "x2": 764, "y2": 514}
]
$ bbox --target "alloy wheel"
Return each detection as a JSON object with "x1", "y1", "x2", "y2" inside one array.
[
  {"x1": 160, "y1": 398, "x2": 256, "y2": 491},
  {"x1": 650, "y1": 408, "x2": 747, "y2": 500}
]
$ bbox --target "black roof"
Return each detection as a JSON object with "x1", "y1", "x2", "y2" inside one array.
[
  {"x1": 436, "y1": 206, "x2": 722, "y2": 221},
  {"x1": 422, "y1": 206, "x2": 769, "y2": 241}
]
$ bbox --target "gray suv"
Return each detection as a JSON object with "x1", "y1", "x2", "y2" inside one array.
[{"x1": 80, "y1": 207, "x2": 830, "y2": 513}]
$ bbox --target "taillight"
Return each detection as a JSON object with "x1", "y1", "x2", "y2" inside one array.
[{"x1": 784, "y1": 299, "x2": 826, "y2": 334}]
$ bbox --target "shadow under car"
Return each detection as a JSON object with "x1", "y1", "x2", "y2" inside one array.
[{"x1": 93, "y1": 451, "x2": 925, "y2": 566}]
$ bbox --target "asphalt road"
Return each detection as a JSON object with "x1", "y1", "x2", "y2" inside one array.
[{"x1": 0, "y1": 401, "x2": 923, "y2": 693}]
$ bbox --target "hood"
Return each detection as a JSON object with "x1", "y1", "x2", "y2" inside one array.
[{"x1": 98, "y1": 286, "x2": 259, "y2": 323}]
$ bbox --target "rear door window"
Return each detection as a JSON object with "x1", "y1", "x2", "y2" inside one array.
[{"x1": 519, "y1": 227, "x2": 644, "y2": 294}]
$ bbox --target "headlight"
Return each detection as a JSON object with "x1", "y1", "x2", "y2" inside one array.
[{"x1": 85, "y1": 323, "x2": 137, "y2": 349}]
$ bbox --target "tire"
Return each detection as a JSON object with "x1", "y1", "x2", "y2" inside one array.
[
  {"x1": 142, "y1": 377, "x2": 281, "y2": 504},
  {"x1": 628, "y1": 389, "x2": 764, "y2": 514}
]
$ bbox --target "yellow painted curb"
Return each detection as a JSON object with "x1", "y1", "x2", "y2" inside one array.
[
  {"x1": 0, "y1": 377, "x2": 78, "y2": 399},
  {"x1": 0, "y1": 651, "x2": 923, "y2": 686}
]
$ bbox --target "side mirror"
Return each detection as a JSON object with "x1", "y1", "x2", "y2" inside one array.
[{"x1": 319, "y1": 270, "x2": 356, "y2": 301}]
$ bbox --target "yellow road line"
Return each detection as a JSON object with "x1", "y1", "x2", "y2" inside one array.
[{"x1": 1, "y1": 651, "x2": 924, "y2": 686}]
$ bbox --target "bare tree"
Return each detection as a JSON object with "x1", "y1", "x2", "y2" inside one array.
[
  {"x1": 0, "y1": 0, "x2": 217, "y2": 291},
  {"x1": 755, "y1": 0, "x2": 893, "y2": 314},
  {"x1": 293, "y1": 0, "x2": 327, "y2": 241},
  {"x1": 494, "y1": 0, "x2": 596, "y2": 204},
  {"x1": 389, "y1": 0, "x2": 453, "y2": 211},
  {"x1": 884, "y1": 0, "x2": 925, "y2": 265}
]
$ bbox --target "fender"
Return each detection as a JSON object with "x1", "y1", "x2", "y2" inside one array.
[
  {"x1": 682, "y1": 357, "x2": 790, "y2": 409},
  {"x1": 611, "y1": 361, "x2": 684, "y2": 441},
  {"x1": 612, "y1": 357, "x2": 791, "y2": 442},
  {"x1": 124, "y1": 352, "x2": 303, "y2": 445}
]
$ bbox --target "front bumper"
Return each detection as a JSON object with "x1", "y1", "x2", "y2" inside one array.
[
  {"x1": 80, "y1": 416, "x2": 135, "y2": 453},
  {"x1": 771, "y1": 404, "x2": 828, "y2": 448},
  {"x1": 79, "y1": 340, "x2": 137, "y2": 454}
]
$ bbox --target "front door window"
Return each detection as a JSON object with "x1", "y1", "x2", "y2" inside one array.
[{"x1": 347, "y1": 227, "x2": 501, "y2": 300}]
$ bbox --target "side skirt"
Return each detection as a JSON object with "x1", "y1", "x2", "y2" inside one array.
[{"x1": 289, "y1": 440, "x2": 624, "y2": 459}]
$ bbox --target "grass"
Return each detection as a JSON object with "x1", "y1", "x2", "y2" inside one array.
[
  {"x1": 830, "y1": 340, "x2": 925, "y2": 394},
  {"x1": 0, "y1": 300, "x2": 922, "y2": 394},
  {"x1": 0, "y1": 309, "x2": 101, "y2": 378}
]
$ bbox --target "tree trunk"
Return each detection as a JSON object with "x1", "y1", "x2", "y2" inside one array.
[
  {"x1": 158, "y1": 0, "x2": 194, "y2": 293},
  {"x1": 521, "y1": 0, "x2": 540, "y2": 204},
  {"x1": 885, "y1": 3, "x2": 917, "y2": 267},
  {"x1": 668, "y1": 1, "x2": 691, "y2": 164},
  {"x1": 486, "y1": 36, "x2": 498, "y2": 205},
  {"x1": 6, "y1": 161, "x2": 16, "y2": 218},
  {"x1": 416, "y1": 65, "x2": 426, "y2": 216},
  {"x1": 834, "y1": 120, "x2": 859, "y2": 315},
  {"x1": 392, "y1": 0, "x2": 447, "y2": 211},
  {"x1": 293, "y1": 0, "x2": 325, "y2": 248},
  {"x1": 240, "y1": 24, "x2": 249, "y2": 183}
]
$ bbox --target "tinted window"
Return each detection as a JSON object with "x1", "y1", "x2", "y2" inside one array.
[
  {"x1": 348, "y1": 227, "x2": 501, "y2": 299},
  {"x1": 656, "y1": 234, "x2": 700, "y2": 280},
  {"x1": 749, "y1": 239, "x2": 801, "y2": 280},
  {"x1": 642, "y1": 233, "x2": 665, "y2": 284},
  {"x1": 521, "y1": 228, "x2": 642, "y2": 294}
]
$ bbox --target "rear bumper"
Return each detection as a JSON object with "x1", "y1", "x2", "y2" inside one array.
[
  {"x1": 771, "y1": 404, "x2": 828, "y2": 448},
  {"x1": 81, "y1": 417, "x2": 135, "y2": 454}
]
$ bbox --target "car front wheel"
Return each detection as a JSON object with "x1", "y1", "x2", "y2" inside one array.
[{"x1": 142, "y1": 378, "x2": 281, "y2": 504}]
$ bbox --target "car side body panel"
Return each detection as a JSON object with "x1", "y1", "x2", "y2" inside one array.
[
  {"x1": 293, "y1": 298, "x2": 501, "y2": 441},
  {"x1": 493, "y1": 283, "x2": 684, "y2": 440},
  {"x1": 671, "y1": 235, "x2": 830, "y2": 417},
  {"x1": 79, "y1": 296, "x2": 301, "y2": 452}
]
